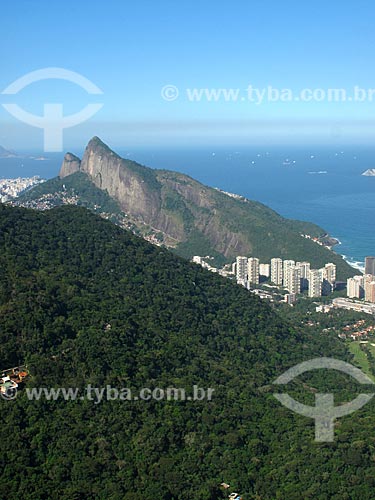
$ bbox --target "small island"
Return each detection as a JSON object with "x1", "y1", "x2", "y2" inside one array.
[
  {"x1": 0, "y1": 145, "x2": 48, "y2": 161},
  {"x1": 362, "y1": 168, "x2": 375, "y2": 176}
]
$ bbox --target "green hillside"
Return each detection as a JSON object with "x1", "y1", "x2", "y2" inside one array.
[
  {"x1": 20, "y1": 171, "x2": 122, "y2": 215},
  {"x1": 0, "y1": 204, "x2": 373, "y2": 500},
  {"x1": 17, "y1": 138, "x2": 356, "y2": 280}
]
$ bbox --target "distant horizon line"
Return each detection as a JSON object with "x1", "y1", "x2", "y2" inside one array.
[{"x1": 6, "y1": 141, "x2": 375, "y2": 155}]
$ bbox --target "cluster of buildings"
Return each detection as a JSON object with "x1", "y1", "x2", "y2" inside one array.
[
  {"x1": 13, "y1": 191, "x2": 80, "y2": 210},
  {"x1": 0, "y1": 176, "x2": 44, "y2": 201},
  {"x1": 347, "y1": 256, "x2": 375, "y2": 304},
  {"x1": 301, "y1": 233, "x2": 327, "y2": 247},
  {"x1": 338, "y1": 320, "x2": 375, "y2": 340},
  {"x1": 234, "y1": 256, "x2": 336, "y2": 303},
  {"x1": 214, "y1": 187, "x2": 248, "y2": 202},
  {"x1": 193, "y1": 253, "x2": 375, "y2": 314},
  {"x1": 192, "y1": 254, "x2": 337, "y2": 304},
  {"x1": 347, "y1": 275, "x2": 375, "y2": 302},
  {"x1": 192, "y1": 256, "x2": 234, "y2": 277}
]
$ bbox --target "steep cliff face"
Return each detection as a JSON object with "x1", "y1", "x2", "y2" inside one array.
[
  {"x1": 66, "y1": 137, "x2": 184, "y2": 240},
  {"x1": 80, "y1": 138, "x2": 158, "y2": 219},
  {"x1": 57, "y1": 139, "x2": 252, "y2": 249},
  {"x1": 51, "y1": 137, "x2": 355, "y2": 277},
  {"x1": 59, "y1": 153, "x2": 81, "y2": 178}
]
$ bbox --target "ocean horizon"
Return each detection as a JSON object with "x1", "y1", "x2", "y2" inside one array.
[{"x1": 1, "y1": 144, "x2": 374, "y2": 271}]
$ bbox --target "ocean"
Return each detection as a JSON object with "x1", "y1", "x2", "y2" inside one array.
[{"x1": 1, "y1": 145, "x2": 375, "y2": 270}]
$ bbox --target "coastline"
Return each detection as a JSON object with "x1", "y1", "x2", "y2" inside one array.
[
  {"x1": 342, "y1": 255, "x2": 365, "y2": 273},
  {"x1": 324, "y1": 234, "x2": 365, "y2": 273}
]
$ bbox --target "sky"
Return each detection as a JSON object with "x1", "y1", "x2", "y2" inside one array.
[{"x1": 1, "y1": 0, "x2": 375, "y2": 151}]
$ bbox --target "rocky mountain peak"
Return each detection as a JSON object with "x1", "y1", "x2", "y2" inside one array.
[
  {"x1": 50, "y1": 137, "x2": 354, "y2": 278},
  {"x1": 84, "y1": 136, "x2": 119, "y2": 158},
  {"x1": 59, "y1": 152, "x2": 81, "y2": 178}
]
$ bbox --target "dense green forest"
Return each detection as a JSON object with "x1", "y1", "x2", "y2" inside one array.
[{"x1": 0, "y1": 204, "x2": 374, "y2": 500}]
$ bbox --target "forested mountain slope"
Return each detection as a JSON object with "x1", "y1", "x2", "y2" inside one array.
[
  {"x1": 0, "y1": 205, "x2": 372, "y2": 500},
  {"x1": 19, "y1": 137, "x2": 355, "y2": 279}
]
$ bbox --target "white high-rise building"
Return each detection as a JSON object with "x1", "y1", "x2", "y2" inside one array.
[
  {"x1": 271, "y1": 258, "x2": 283, "y2": 286},
  {"x1": 283, "y1": 260, "x2": 296, "y2": 290},
  {"x1": 236, "y1": 256, "x2": 248, "y2": 283},
  {"x1": 286, "y1": 266, "x2": 301, "y2": 294},
  {"x1": 259, "y1": 263, "x2": 270, "y2": 278},
  {"x1": 364, "y1": 274, "x2": 374, "y2": 284},
  {"x1": 365, "y1": 279, "x2": 375, "y2": 303},
  {"x1": 247, "y1": 257, "x2": 260, "y2": 285},
  {"x1": 317, "y1": 267, "x2": 332, "y2": 295},
  {"x1": 318, "y1": 267, "x2": 326, "y2": 282},
  {"x1": 308, "y1": 269, "x2": 322, "y2": 297},
  {"x1": 324, "y1": 263, "x2": 337, "y2": 285},
  {"x1": 368, "y1": 283, "x2": 375, "y2": 303},
  {"x1": 347, "y1": 276, "x2": 364, "y2": 299},
  {"x1": 296, "y1": 262, "x2": 311, "y2": 278},
  {"x1": 296, "y1": 261, "x2": 311, "y2": 290},
  {"x1": 355, "y1": 275, "x2": 365, "y2": 288}
]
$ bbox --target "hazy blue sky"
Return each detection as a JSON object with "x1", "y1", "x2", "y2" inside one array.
[{"x1": 1, "y1": 0, "x2": 375, "y2": 150}]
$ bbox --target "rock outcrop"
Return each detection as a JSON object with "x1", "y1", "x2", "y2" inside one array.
[
  {"x1": 53, "y1": 136, "x2": 355, "y2": 278},
  {"x1": 81, "y1": 137, "x2": 161, "y2": 221},
  {"x1": 59, "y1": 153, "x2": 81, "y2": 178}
]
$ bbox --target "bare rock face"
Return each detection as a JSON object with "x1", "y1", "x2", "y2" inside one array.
[
  {"x1": 58, "y1": 137, "x2": 186, "y2": 240},
  {"x1": 80, "y1": 137, "x2": 176, "y2": 232},
  {"x1": 57, "y1": 138, "x2": 252, "y2": 249},
  {"x1": 53, "y1": 137, "x2": 353, "y2": 276},
  {"x1": 59, "y1": 153, "x2": 81, "y2": 178}
]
